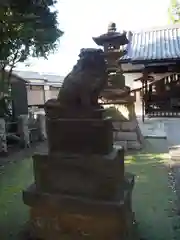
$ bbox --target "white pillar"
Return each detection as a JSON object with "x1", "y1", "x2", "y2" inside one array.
[
  {"x1": 37, "y1": 114, "x2": 47, "y2": 141},
  {"x1": 18, "y1": 115, "x2": 30, "y2": 148},
  {"x1": 44, "y1": 85, "x2": 50, "y2": 102}
]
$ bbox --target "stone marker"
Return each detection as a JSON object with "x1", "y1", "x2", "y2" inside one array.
[
  {"x1": 18, "y1": 114, "x2": 30, "y2": 148},
  {"x1": 0, "y1": 118, "x2": 7, "y2": 155},
  {"x1": 22, "y1": 48, "x2": 136, "y2": 239}
]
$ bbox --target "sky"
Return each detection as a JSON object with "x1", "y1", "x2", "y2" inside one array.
[{"x1": 17, "y1": 0, "x2": 171, "y2": 76}]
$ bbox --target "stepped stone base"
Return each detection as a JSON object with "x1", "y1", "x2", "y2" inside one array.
[
  {"x1": 113, "y1": 120, "x2": 143, "y2": 150},
  {"x1": 23, "y1": 173, "x2": 135, "y2": 240},
  {"x1": 46, "y1": 117, "x2": 113, "y2": 154},
  {"x1": 127, "y1": 141, "x2": 141, "y2": 150},
  {"x1": 33, "y1": 148, "x2": 124, "y2": 200},
  {"x1": 115, "y1": 132, "x2": 137, "y2": 141},
  {"x1": 114, "y1": 141, "x2": 128, "y2": 151},
  {"x1": 121, "y1": 121, "x2": 137, "y2": 131}
]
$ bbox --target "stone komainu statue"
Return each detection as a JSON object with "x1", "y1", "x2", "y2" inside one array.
[{"x1": 57, "y1": 48, "x2": 108, "y2": 108}]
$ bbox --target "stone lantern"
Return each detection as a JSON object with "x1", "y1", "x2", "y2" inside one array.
[
  {"x1": 93, "y1": 24, "x2": 143, "y2": 151},
  {"x1": 93, "y1": 22, "x2": 131, "y2": 89},
  {"x1": 93, "y1": 22, "x2": 129, "y2": 72}
]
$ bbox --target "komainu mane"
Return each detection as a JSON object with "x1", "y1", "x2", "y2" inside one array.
[{"x1": 57, "y1": 48, "x2": 108, "y2": 108}]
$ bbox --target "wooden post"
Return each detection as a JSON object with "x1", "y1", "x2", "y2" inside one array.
[
  {"x1": 142, "y1": 78, "x2": 145, "y2": 123},
  {"x1": 141, "y1": 70, "x2": 149, "y2": 122},
  {"x1": 37, "y1": 114, "x2": 47, "y2": 141}
]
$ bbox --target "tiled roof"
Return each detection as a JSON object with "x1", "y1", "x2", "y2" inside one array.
[
  {"x1": 13, "y1": 70, "x2": 64, "y2": 86},
  {"x1": 120, "y1": 24, "x2": 180, "y2": 63},
  {"x1": 43, "y1": 74, "x2": 64, "y2": 83},
  {"x1": 13, "y1": 70, "x2": 46, "y2": 80}
]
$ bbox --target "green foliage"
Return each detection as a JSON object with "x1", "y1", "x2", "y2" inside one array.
[
  {"x1": 0, "y1": 0, "x2": 63, "y2": 116},
  {"x1": 168, "y1": 0, "x2": 180, "y2": 23},
  {"x1": 0, "y1": 0, "x2": 63, "y2": 67}
]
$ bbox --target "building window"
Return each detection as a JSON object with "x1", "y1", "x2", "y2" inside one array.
[{"x1": 29, "y1": 85, "x2": 43, "y2": 90}]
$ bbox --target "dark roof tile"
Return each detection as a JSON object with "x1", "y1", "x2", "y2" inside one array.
[
  {"x1": 13, "y1": 70, "x2": 65, "y2": 86},
  {"x1": 120, "y1": 24, "x2": 180, "y2": 63}
]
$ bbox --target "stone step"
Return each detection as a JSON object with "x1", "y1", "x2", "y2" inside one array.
[
  {"x1": 127, "y1": 141, "x2": 142, "y2": 150},
  {"x1": 114, "y1": 141, "x2": 127, "y2": 151},
  {"x1": 113, "y1": 120, "x2": 137, "y2": 132},
  {"x1": 114, "y1": 140, "x2": 142, "y2": 150},
  {"x1": 169, "y1": 146, "x2": 180, "y2": 160},
  {"x1": 115, "y1": 132, "x2": 138, "y2": 141},
  {"x1": 121, "y1": 121, "x2": 137, "y2": 131}
]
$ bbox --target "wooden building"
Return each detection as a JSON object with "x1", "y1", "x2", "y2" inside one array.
[
  {"x1": 0, "y1": 70, "x2": 29, "y2": 118},
  {"x1": 119, "y1": 23, "x2": 180, "y2": 118},
  {"x1": 0, "y1": 70, "x2": 64, "y2": 119},
  {"x1": 13, "y1": 71, "x2": 64, "y2": 107}
]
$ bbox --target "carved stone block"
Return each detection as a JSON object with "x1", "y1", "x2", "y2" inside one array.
[
  {"x1": 33, "y1": 147, "x2": 124, "y2": 200},
  {"x1": 46, "y1": 117, "x2": 113, "y2": 154},
  {"x1": 23, "y1": 173, "x2": 134, "y2": 240}
]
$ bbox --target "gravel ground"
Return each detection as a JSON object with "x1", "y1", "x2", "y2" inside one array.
[
  {"x1": 0, "y1": 141, "x2": 47, "y2": 167},
  {"x1": 164, "y1": 119, "x2": 180, "y2": 211}
]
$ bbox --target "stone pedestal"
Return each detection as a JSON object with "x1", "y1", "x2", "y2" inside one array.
[
  {"x1": 23, "y1": 98, "x2": 136, "y2": 239},
  {"x1": 23, "y1": 172, "x2": 134, "y2": 240},
  {"x1": 33, "y1": 148, "x2": 124, "y2": 199},
  {"x1": 36, "y1": 114, "x2": 47, "y2": 141},
  {"x1": 46, "y1": 117, "x2": 113, "y2": 154},
  {"x1": 111, "y1": 103, "x2": 144, "y2": 150},
  {"x1": 18, "y1": 114, "x2": 30, "y2": 148}
]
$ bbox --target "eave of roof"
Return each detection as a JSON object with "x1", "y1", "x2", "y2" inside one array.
[
  {"x1": 12, "y1": 70, "x2": 64, "y2": 86},
  {"x1": 119, "y1": 23, "x2": 180, "y2": 64}
]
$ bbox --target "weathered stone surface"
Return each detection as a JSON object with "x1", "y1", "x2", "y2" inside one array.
[
  {"x1": 46, "y1": 117, "x2": 113, "y2": 154},
  {"x1": 33, "y1": 147, "x2": 124, "y2": 200},
  {"x1": 18, "y1": 114, "x2": 30, "y2": 148},
  {"x1": 45, "y1": 100, "x2": 105, "y2": 119},
  {"x1": 114, "y1": 141, "x2": 128, "y2": 151},
  {"x1": 121, "y1": 121, "x2": 137, "y2": 131},
  {"x1": 127, "y1": 141, "x2": 142, "y2": 150},
  {"x1": 112, "y1": 121, "x2": 121, "y2": 130},
  {"x1": 36, "y1": 114, "x2": 47, "y2": 141},
  {"x1": 23, "y1": 173, "x2": 134, "y2": 240},
  {"x1": 22, "y1": 41, "x2": 136, "y2": 240},
  {"x1": 57, "y1": 48, "x2": 108, "y2": 109},
  {"x1": 116, "y1": 131, "x2": 138, "y2": 141}
]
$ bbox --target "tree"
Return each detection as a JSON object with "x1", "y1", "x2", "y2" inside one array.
[
  {"x1": 168, "y1": 0, "x2": 180, "y2": 23},
  {"x1": 0, "y1": 0, "x2": 63, "y2": 116}
]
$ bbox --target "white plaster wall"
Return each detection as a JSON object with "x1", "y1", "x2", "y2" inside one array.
[
  {"x1": 124, "y1": 73, "x2": 142, "y2": 89},
  {"x1": 50, "y1": 89, "x2": 59, "y2": 99},
  {"x1": 27, "y1": 89, "x2": 44, "y2": 106}
]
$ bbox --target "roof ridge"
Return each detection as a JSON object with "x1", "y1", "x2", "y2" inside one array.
[{"x1": 132, "y1": 23, "x2": 180, "y2": 34}]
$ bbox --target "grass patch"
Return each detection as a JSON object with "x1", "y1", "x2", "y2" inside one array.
[
  {"x1": 0, "y1": 159, "x2": 33, "y2": 239},
  {"x1": 0, "y1": 139, "x2": 180, "y2": 239},
  {"x1": 126, "y1": 139, "x2": 180, "y2": 240}
]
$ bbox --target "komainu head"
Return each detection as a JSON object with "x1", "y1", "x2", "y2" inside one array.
[{"x1": 58, "y1": 48, "x2": 108, "y2": 108}]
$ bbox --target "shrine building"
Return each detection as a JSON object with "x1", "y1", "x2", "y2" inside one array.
[{"x1": 119, "y1": 23, "x2": 180, "y2": 118}]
